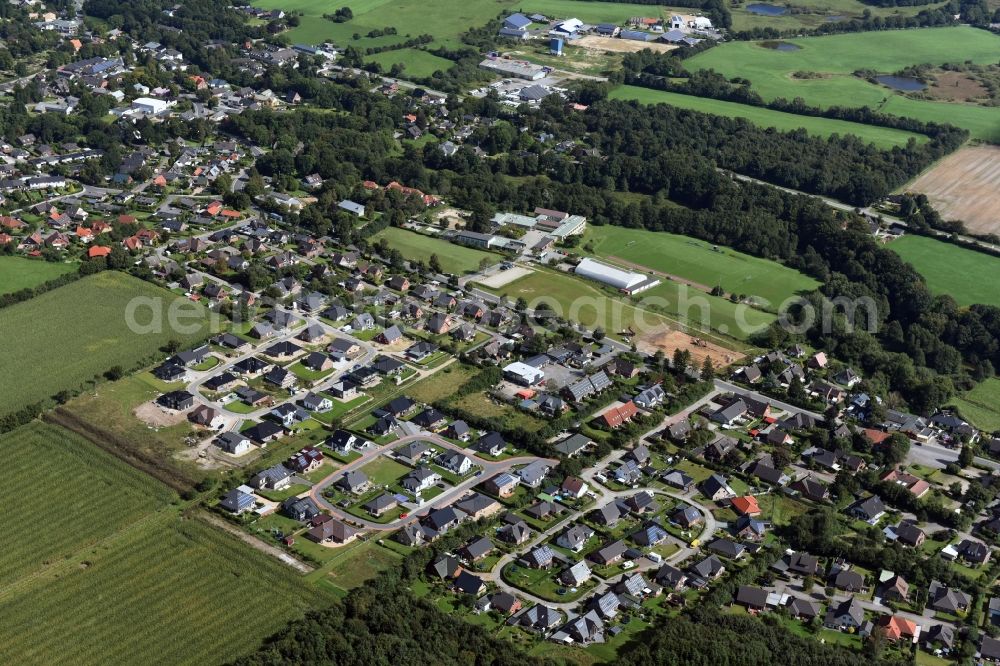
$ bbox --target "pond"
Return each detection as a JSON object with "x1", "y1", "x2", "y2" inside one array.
[
  {"x1": 759, "y1": 40, "x2": 800, "y2": 51},
  {"x1": 825, "y1": 15, "x2": 844, "y2": 21},
  {"x1": 746, "y1": 3, "x2": 789, "y2": 15},
  {"x1": 875, "y1": 75, "x2": 926, "y2": 91}
]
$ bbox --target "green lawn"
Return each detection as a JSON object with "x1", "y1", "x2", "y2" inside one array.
[
  {"x1": 584, "y1": 224, "x2": 821, "y2": 308},
  {"x1": 949, "y1": 377, "x2": 1000, "y2": 434},
  {"x1": 406, "y1": 363, "x2": 480, "y2": 404},
  {"x1": 0, "y1": 271, "x2": 211, "y2": 416},
  {"x1": 610, "y1": 86, "x2": 926, "y2": 149},
  {"x1": 365, "y1": 48, "x2": 454, "y2": 78},
  {"x1": 889, "y1": 235, "x2": 1000, "y2": 307},
  {"x1": 0, "y1": 256, "x2": 77, "y2": 295},
  {"x1": 0, "y1": 514, "x2": 332, "y2": 665},
  {"x1": 372, "y1": 227, "x2": 495, "y2": 274},
  {"x1": 359, "y1": 456, "x2": 411, "y2": 486},
  {"x1": 481, "y1": 265, "x2": 772, "y2": 341},
  {"x1": 0, "y1": 422, "x2": 175, "y2": 587},
  {"x1": 685, "y1": 27, "x2": 1000, "y2": 141}
]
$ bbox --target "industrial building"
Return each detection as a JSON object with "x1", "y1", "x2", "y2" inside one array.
[
  {"x1": 574, "y1": 258, "x2": 660, "y2": 294},
  {"x1": 479, "y1": 57, "x2": 546, "y2": 81},
  {"x1": 503, "y1": 361, "x2": 546, "y2": 386}
]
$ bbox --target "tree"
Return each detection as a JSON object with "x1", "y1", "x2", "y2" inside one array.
[
  {"x1": 593, "y1": 326, "x2": 605, "y2": 342},
  {"x1": 700, "y1": 356, "x2": 714, "y2": 381},
  {"x1": 959, "y1": 444, "x2": 975, "y2": 468},
  {"x1": 428, "y1": 254, "x2": 442, "y2": 274}
]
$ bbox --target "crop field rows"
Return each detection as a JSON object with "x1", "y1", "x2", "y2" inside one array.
[
  {"x1": 905, "y1": 145, "x2": 1000, "y2": 235},
  {"x1": 0, "y1": 516, "x2": 332, "y2": 665},
  {"x1": 0, "y1": 422, "x2": 175, "y2": 587}
]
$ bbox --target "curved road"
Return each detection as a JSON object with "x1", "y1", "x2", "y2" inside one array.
[{"x1": 480, "y1": 456, "x2": 718, "y2": 611}]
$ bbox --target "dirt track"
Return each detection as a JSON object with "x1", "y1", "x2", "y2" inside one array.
[{"x1": 906, "y1": 146, "x2": 1000, "y2": 235}]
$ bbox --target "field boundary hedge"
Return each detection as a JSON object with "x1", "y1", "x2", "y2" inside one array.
[{"x1": 45, "y1": 407, "x2": 196, "y2": 493}]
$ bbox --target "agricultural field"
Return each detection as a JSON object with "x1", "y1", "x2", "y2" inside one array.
[
  {"x1": 480, "y1": 265, "x2": 774, "y2": 341},
  {"x1": 364, "y1": 48, "x2": 454, "y2": 78},
  {"x1": 0, "y1": 271, "x2": 211, "y2": 416},
  {"x1": 904, "y1": 145, "x2": 1000, "y2": 235},
  {"x1": 888, "y1": 235, "x2": 1000, "y2": 307},
  {"x1": 372, "y1": 226, "x2": 495, "y2": 274},
  {"x1": 949, "y1": 378, "x2": 1000, "y2": 433},
  {"x1": 685, "y1": 27, "x2": 1000, "y2": 140},
  {"x1": 0, "y1": 515, "x2": 332, "y2": 665},
  {"x1": 0, "y1": 422, "x2": 175, "y2": 587},
  {"x1": 251, "y1": 0, "x2": 512, "y2": 64},
  {"x1": 584, "y1": 225, "x2": 820, "y2": 308},
  {"x1": 610, "y1": 86, "x2": 927, "y2": 149},
  {"x1": 0, "y1": 256, "x2": 77, "y2": 295}
]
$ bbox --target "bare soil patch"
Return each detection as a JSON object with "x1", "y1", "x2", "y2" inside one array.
[
  {"x1": 135, "y1": 401, "x2": 188, "y2": 427},
  {"x1": 636, "y1": 327, "x2": 743, "y2": 367},
  {"x1": 575, "y1": 35, "x2": 678, "y2": 54},
  {"x1": 906, "y1": 146, "x2": 1000, "y2": 235},
  {"x1": 928, "y1": 71, "x2": 989, "y2": 102}
]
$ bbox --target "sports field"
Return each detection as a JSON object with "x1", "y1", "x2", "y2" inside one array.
[
  {"x1": 0, "y1": 514, "x2": 331, "y2": 665},
  {"x1": 611, "y1": 85, "x2": 925, "y2": 148},
  {"x1": 0, "y1": 271, "x2": 211, "y2": 415},
  {"x1": 584, "y1": 225, "x2": 820, "y2": 308},
  {"x1": 0, "y1": 256, "x2": 77, "y2": 295},
  {"x1": 478, "y1": 265, "x2": 773, "y2": 341},
  {"x1": 889, "y1": 235, "x2": 1000, "y2": 307},
  {"x1": 950, "y1": 378, "x2": 1000, "y2": 433},
  {"x1": 685, "y1": 27, "x2": 1000, "y2": 141},
  {"x1": 364, "y1": 48, "x2": 454, "y2": 78},
  {"x1": 372, "y1": 226, "x2": 494, "y2": 274},
  {"x1": 0, "y1": 422, "x2": 175, "y2": 587}
]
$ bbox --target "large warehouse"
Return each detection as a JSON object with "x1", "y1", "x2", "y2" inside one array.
[{"x1": 574, "y1": 258, "x2": 660, "y2": 295}]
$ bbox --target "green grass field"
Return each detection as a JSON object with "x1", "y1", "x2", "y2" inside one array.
[
  {"x1": 0, "y1": 256, "x2": 77, "y2": 295},
  {"x1": 889, "y1": 235, "x2": 1000, "y2": 307},
  {"x1": 373, "y1": 226, "x2": 495, "y2": 274},
  {"x1": 360, "y1": 457, "x2": 410, "y2": 486},
  {"x1": 685, "y1": 27, "x2": 1000, "y2": 141},
  {"x1": 610, "y1": 85, "x2": 926, "y2": 149},
  {"x1": 0, "y1": 422, "x2": 175, "y2": 587},
  {"x1": 252, "y1": 0, "x2": 510, "y2": 62},
  {"x1": 0, "y1": 271, "x2": 211, "y2": 415},
  {"x1": 584, "y1": 225, "x2": 821, "y2": 307},
  {"x1": 364, "y1": 48, "x2": 455, "y2": 78},
  {"x1": 0, "y1": 515, "x2": 332, "y2": 665},
  {"x1": 406, "y1": 363, "x2": 480, "y2": 404},
  {"x1": 720, "y1": 0, "x2": 950, "y2": 32},
  {"x1": 949, "y1": 378, "x2": 1000, "y2": 433},
  {"x1": 481, "y1": 266, "x2": 773, "y2": 341}
]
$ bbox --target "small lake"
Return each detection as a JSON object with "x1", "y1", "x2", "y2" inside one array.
[
  {"x1": 760, "y1": 40, "x2": 800, "y2": 51},
  {"x1": 746, "y1": 3, "x2": 789, "y2": 15},
  {"x1": 875, "y1": 75, "x2": 926, "y2": 91},
  {"x1": 825, "y1": 15, "x2": 844, "y2": 21}
]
